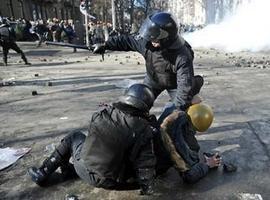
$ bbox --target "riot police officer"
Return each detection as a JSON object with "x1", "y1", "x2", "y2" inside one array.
[
  {"x1": 93, "y1": 12, "x2": 203, "y2": 111},
  {"x1": 28, "y1": 84, "x2": 156, "y2": 195},
  {"x1": 0, "y1": 17, "x2": 30, "y2": 66}
]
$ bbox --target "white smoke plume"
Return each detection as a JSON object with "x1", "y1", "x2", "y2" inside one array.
[{"x1": 184, "y1": 0, "x2": 270, "y2": 52}]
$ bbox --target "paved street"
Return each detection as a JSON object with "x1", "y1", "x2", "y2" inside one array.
[{"x1": 0, "y1": 42, "x2": 270, "y2": 200}]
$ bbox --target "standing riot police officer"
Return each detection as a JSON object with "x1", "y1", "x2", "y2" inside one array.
[
  {"x1": 93, "y1": 12, "x2": 203, "y2": 111},
  {"x1": 28, "y1": 84, "x2": 156, "y2": 195},
  {"x1": 0, "y1": 18, "x2": 30, "y2": 66}
]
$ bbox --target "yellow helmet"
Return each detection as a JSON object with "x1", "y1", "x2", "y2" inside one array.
[{"x1": 187, "y1": 103, "x2": 214, "y2": 132}]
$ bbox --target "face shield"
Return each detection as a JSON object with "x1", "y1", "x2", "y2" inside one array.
[{"x1": 139, "y1": 17, "x2": 169, "y2": 42}]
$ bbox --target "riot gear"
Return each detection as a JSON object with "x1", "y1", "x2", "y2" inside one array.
[
  {"x1": 120, "y1": 84, "x2": 155, "y2": 112},
  {"x1": 139, "y1": 12, "x2": 179, "y2": 48}
]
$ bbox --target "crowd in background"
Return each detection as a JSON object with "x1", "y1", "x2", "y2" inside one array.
[
  {"x1": 1, "y1": 16, "x2": 205, "y2": 47},
  {"x1": 1, "y1": 17, "x2": 77, "y2": 45},
  {"x1": 0, "y1": 16, "x2": 130, "y2": 47}
]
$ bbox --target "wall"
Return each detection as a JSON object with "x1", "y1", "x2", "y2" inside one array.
[
  {"x1": 167, "y1": 0, "x2": 250, "y2": 25},
  {"x1": 0, "y1": 0, "x2": 81, "y2": 21}
]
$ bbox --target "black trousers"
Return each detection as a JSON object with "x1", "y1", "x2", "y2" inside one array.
[
  {"x1": 56, "y1": 131, "x2": 118, "y2": 189},
  {"x1": 143, "y1": 75, "x2": 204, "y2": 100},
  {"x1": 1, "y1": 41, "x2": 27, "y2": 64}
]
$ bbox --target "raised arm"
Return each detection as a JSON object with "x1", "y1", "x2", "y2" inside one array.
[{"x1": 105, "y1": 35, "x2": 146, "y2": 53}]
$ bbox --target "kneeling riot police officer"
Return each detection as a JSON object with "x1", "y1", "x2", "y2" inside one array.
[
  {"x1": 93, "y1": 12, "x2": 203, "y2": 111},
  {"x1": 0, "y1": 17, "x2": 30, "y2": 66},
  {"x1": 28, "y1": 84, "x2": 156, "y2": 195}
]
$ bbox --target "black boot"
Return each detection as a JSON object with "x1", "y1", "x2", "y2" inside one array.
[
  {"x1": 3, "y1": 57, "x2": 8, "y2": 66},
  {"x1": 21, "y1": 53, "x2": 31, "y2": 65},
  {"x1": 28, "y1": 150, "x2": 63, "y2": 185},
  {"x1": 28, "y1": 167, "x2": 47, "y2": 185}
]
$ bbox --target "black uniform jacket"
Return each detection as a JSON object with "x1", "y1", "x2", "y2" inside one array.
[
  {"x1": 105, "y1": 35, "x2": 195, "y2": 110},
  {"x1": 80, "y1": 103, "x2": 156, "y2": 185},
  {"x1": 0, "y1": 24, "x2": 16, "y2": 42}
]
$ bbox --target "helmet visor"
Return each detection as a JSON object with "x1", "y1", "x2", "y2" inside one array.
[{"x1": 139, "y1": 17, "x2": 169, "y2": 42}]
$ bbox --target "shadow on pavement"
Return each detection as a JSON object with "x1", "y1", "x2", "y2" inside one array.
[
  {"x1": 2, "y1": 127, "x2": 87, "y2": 146},
  {"x1": 27, "y1": 61, "x2": 80, "y2": 68},
  {"x1": 13, "y1": 73, "x2": 145, "y2": 87},
  {"x1": 26, "y1": 50, "x2": 61, "y2": 56}
]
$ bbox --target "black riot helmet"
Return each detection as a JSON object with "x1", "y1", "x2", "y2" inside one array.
[
  {"x1": 139, "y1": 12, "x2": 179, "y2": 48},
  {"x1": 120, "y1": 84, "x2": 155, "y2": 112}
]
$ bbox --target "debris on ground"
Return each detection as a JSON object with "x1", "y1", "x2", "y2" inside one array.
[
  {"x1": 0, "y1": 78, "x2": 16, "y2": 87},
  {"x1": 65, "y1": 194, "x2": 79, "y2": 200},
  {"x1": 46, "y1": 81, "x2": 53, "y2": 86},
  {"x1": 237, "y1": 193, "x2": 263, "y2": 200},
  {"x1": 32, "y1": 91, "x2": 38, "y2": 96},
  {"x1": 0, "y1": 147, "x2": 31, "y2": 170},
  {"x1": 223, "y1": 162, "x2": 238, "y2": 173}
]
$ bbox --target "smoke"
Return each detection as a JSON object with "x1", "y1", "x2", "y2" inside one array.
[{"x1": 184, "y1": 0, "x2": 270, "y2": 52}]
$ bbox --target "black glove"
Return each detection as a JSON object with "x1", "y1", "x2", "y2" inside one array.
[
  {"x1": 92, "y1": 43, "x2": 106, "y2": 54},
  {"x1": 140, "y1": 184, "x2": 154, "y2": 195},
  {"x1": 148, "y1": 114, "x2": 157, "y2": 125}
]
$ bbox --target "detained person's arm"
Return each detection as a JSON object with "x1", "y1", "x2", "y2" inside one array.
[
  {"x1": 181, "y1": 162, "x2": 209, "y2": 184},
  {"x1": 182, "y1": 153, "x2": 221, "y2": 184}
]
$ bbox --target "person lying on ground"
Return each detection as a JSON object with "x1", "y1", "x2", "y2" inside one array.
[{"x1": 154, "y1": 102, "x2": 221, "y2": 184}]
